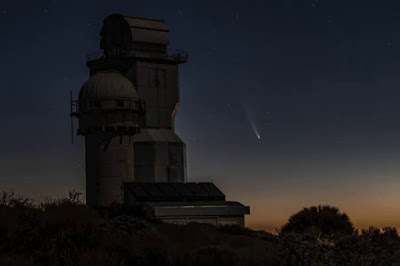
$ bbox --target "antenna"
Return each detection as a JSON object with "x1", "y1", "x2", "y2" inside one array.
[{"x1": 70, "y1": 90, "x2": 74, "y2": 144}]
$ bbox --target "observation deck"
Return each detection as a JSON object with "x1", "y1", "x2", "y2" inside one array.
[
  {"x1": 86, "y1": 48, "x2": 188, "y2": 65},
  {"x1": 71, "y1": 97, "x2": 146, "y2": 136}
]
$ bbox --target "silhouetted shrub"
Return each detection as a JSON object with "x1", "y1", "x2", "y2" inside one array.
[
  {"x1": 0, "y1": 191, "x2": 32, "y2": 208},
  {"x1": 96, "y1": 202, "x2": 158, "y2": 223},
  {"x1": 97, "y1": 215, "x2": 156, "y2": 236},
  {"x1": 39, "y1": 189, "x2": 84, "y2": 209},
  {"x1": 281, "y1": 205, "x2": 354, "y2": 236},
  {"x1": 187, "y1": 246, "x2": 240, "y2": 266},
  {"x1": 217, "y1": 224, "x2": 252, "y2": 236},
  {"x1": 3, "y1": 192, "x2": 400, "y2": 265}
]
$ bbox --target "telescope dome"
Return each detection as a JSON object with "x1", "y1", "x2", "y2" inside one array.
[{"x1": 79, "y1": 71, "x2": 138, "y2": 99}]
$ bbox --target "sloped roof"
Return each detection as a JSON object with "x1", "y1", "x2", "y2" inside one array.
[
  {"x1": 124, "y1": 182, "x2": 226, "y2": 202},
  {"x1": 101, "y1": 14, "x2": 170, "y2": 50},
  {"x1": 122, "y1": 15, "x2": 169, "y2": 32}
]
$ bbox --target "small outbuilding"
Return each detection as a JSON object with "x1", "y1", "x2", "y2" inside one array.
[{"x1": 124, "y1": 182, "x2": 250, "y2": 227}]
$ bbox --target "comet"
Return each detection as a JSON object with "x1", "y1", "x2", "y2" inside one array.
[
  {"x1": 249, "y1": 118, "x2": 261, "y2": 139},
  {"x1": 242, "y1": 102, "x2": 261, "y2": 140}
]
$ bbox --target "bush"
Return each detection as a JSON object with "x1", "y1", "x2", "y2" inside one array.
[
  {"x1": 281, "y1": 205, "x2": 354, "y2": 236},
  {"x1": 0, "y1": 191, "x2": 32, "y2": 208},
  {"x1": 3, "y1": 192, "x2": 400, "y2": 265}
]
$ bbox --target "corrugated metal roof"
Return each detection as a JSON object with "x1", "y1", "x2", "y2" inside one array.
[
  {"x1": 124, "y1": 182, "x2": 226, "y2": 202},
  {"x1": 123, "y1": 16, "x2": 169, "y2": 31},
  {"x1": 129, "y1": 28, "x2": 169, "y2": 44},
  {"x1": 122, "y1": 15, "x2": 170, "y2": 44},
  {"x1": 185, "y1": 183, "x2": 210, "y2": 197}
]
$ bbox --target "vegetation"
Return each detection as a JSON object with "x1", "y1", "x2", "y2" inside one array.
[
  {"x1": 0, "y1": 192, "x2": 400, "y2": 265},
  {"x1": 280, "y1": 205, "x2": 354, "y2": 236}
]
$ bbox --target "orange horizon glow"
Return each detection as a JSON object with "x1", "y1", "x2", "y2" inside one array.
[{"x1": 245, "y1": 199, "x2": 400, "y2": 233}]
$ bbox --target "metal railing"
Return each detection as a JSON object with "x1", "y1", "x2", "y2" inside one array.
[
  {"x1": 71, "y1": 97, "x2": 146, "y2": 137},
  {"x1": 167, "y1": 48, "x2": 188, "y2": 58},
  {"x1": 71, "y1": 97, "x2": 146, "y2": 115},
  {"x1": 86, "y1": 48, "x2": 188, "y2": 62}
]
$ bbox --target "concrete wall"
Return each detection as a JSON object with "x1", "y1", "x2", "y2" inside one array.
[
  {"x1": 133, "y1": 139, "x2": 186, "y2": 183},
  {"x1": 134, "y1": 62, "x2": 179, "y2": 130},
  {"x1": 153, "y1": 204, "x2": 249, "y2": 217},
  {"x1": 85, "y1": 134, "x2": 134, "y2": 206},
  {"x1": 218, "y1": 216, "x2": 245, "y2": 227},
  {"x1": 128, "y1": 60, "x2": 186, "y2": 183},
  {"x1": 160, "y1": 216, "x2": 245, "y2": 227},
  {"x1": 152, "y1": 203, "x2": 249, "y2": 227}
]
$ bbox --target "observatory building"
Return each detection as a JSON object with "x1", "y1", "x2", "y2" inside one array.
[{"x1": 72, "y1": 14, "x2": 249, "y2": 227}]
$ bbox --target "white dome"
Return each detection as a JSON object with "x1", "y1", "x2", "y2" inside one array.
[{"x1": 79, "y1": 71, "x2": 138, "y2": 99}]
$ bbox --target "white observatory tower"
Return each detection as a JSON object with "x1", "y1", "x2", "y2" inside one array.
[{"x1": 72, "y1": 71, "x2": 145, "y2": 206}]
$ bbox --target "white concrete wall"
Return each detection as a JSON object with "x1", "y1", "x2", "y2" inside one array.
[
  {"x1": 86, "y1": 133, "x2": 134, "y2": 206},
  {"x1": 160, "y1": 216, "x2": 245, "y2": 227}
]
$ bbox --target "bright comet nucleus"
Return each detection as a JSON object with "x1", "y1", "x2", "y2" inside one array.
[
  {"x1": 249, "y1": 117, "x2": 261, "y2": 140},
  {"x1": 241, "y1": 102, "x2": 262, "y2": 140}
]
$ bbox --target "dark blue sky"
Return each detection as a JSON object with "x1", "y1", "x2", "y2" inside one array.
[{"x1": 1, "y1": 0, "x2": 400, "y2": 230}]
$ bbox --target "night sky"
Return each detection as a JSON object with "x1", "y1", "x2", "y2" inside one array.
[{"x1": 1, "y1": 0, "x2": 400, "y2": 231}]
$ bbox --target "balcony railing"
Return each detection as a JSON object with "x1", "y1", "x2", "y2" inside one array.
[
  {"x1": 71, "y1": 97, "x2": 146, "y2": 116},
  {"x1": 86, "y1": 48, "x2": 188, "y2": 62}
]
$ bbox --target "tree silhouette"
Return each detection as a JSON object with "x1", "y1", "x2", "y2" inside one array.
[{"x1": 281, "y1": 205, "x2": 354, "y2": 236}]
